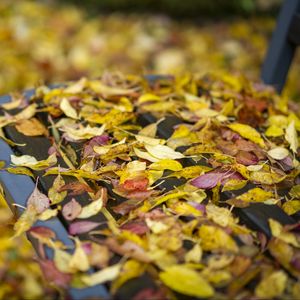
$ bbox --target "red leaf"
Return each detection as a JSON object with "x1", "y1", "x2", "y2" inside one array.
[
  {"x1": 120, "y1": 221, "x2": 149, "y2": 235},
  {"x1": 122, "y1": 177, "x2": 149, "y2": 191},
  {"x1": 62, "y1": 198, "x2": 82, "y2": 221},
  {"x1": 191, "y1": 169, "x2": 243, "y2": 189},
  {"x1": 112, "y1": 199, "x2": 139, "y2": 215},
  {"x1": 69, "y1": 221, "x2": 101, "y2": 235},
  {"x1": 29, "y1": 226, "x2": 56, "y2": 239},
  {"x1": 39, "y1": 259, "x2": 71, "y2": 288}
]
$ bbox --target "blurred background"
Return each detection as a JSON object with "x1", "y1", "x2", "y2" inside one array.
[{"x1": 0, "y1": 0, "x2": 299, "y2": 298}]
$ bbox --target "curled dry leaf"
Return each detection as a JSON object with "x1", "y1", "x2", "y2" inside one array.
[
  {"x1": 62, "y1": 198, "x2": 82, "y2": 221},
  {"x1": 27, "y1": 184, "x2": 50, "y2": 214}
]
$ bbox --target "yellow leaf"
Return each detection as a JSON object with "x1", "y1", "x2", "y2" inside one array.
[
  {"x1": 150, "y1": 191, "x2": 187, "y2": 208},
  {"x1": 15, "y1": 118, "x2": 48, "y2": 136},
  {"x1": 198, "y1": 225, "x2": 238, "y2": 253},
  {"x1": 268, "y1": 115, "x2": 288, "y2": 128},
  {"x1": 133, "y1": 147, "x2": 159, "y2": 163},
  {"x1": 93, "y1": 138, "x2": 126, "y2": 155},
  {"x1": 10, "y1": 153, "x2": 57, "y2": 171},
  {"x1": 228, "y1": 123, "x2": 265, "y2": 148},
  {"x1": 81, "y1": 264, "x2": 122, "y2": 286},
  {"x1": 170, "y1": 165, "x2": 211, "y2": 179},
  {"x1": 170, "y1": 124, "x2": 191, "y2": 139},
  {"x1": 289, "y1": 185, "x2": 300, "y2": 198},
  {"x1": 60, "y1": 98, "x2": 78, "y2": 119},
  {"x1": 135, "y1": 134, "x2": 164, "y2": 146},
  {"x1": 250, "y1": 169, "x2": 286, "y2": 185},
  {"x1": 149, "y1": 159, "x2": 182, "y2": 171},
  {"x1": 285, "y1": 120, "x2": 298, "y2": 153},
  {"x1": 89, "y1": 80, "x2": 136, "y2": 97},
  {"x1": 255, "y1": 271, "x2": 287, "y2": 298},
  {"x1": 111, "y1": 260, "x2": 145, "y2": 294},
  {"x1": 206, "y1": 204, "x2": 236, "y2": 227},
  {"x1": 288, "y1": 113, "x2": 300, "y2": 131},
  {"x1": 221, "y1": 99, "x2": 234, "y2": 116},
  {"x1": 69, "y1": 238, "x2": 90, "y2": 272},
  {"x1": 38, "y1": 208, "x2": 58, "y2": 221},
  {"x1": 77, "y1": 192, "x2": 104, "y2": 219},
  {"x1": 13, "y1": 207, "x2": 38, "y2": 238},
  {"x1": 282, "y1": 200, "x2": 300, "y2": 215},
  {"x1": 184, "y1": 244, "x2": 202, "y2": 263},
  {"x1": 54, "y1": 248, "x2": 73, "y2": 273},
  {"x1": 141, "y1": 101, "x2": 175, "y2": 112},
  {"x1": 222, "y1": 179, "x2": 247, "y2": 192},
  {"x1": 138, "y1": 122, "x2": 157, "y2": 138},
  {"x1": 6, "y1": 167, "x2": 34, "y2": 178},
  {"x1": 269, "y1": 219, "x2": 300, "y2": 247},
  {"x1": 118, "y1": 161, "x2": 146, "y2": 183},
  {"x1": 265, "y1": 125, "x2": 284, "y2": 137},
  {"x1": 48, "y1": 175, "x2": 67, "y2": 205},
  {"x1": 1, "y1": 98, "x2": 23, "y2": 110},
  {"x1": 14, "y1": 104, "x2": 37, "y2": 121},
  {"x1": 137, "y1": 93, "x2": 161, "y2": 104},
  {"x1": 246, "y1": 164, "x2": 264, "y2": 172},
  {"x1": 237, "y1": 187, "x2": 274, "y2": 203},
  {"x1": 159, "y1": 265, "x2": 214, "y2": 298},
  {"x1": 145, "y1": 218, "x2": 170, "y2": 234},
  {"x1": 168, "y1": 201, "x2": 203, "y2": 217},
  {"x1": 61, "y1": 124, "x2": 105, "y2": 140}
]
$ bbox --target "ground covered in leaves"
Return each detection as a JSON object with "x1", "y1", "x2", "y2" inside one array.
[
  {"x1": 1, "y1": 1, "x2": 300, "y2": 299},
  {"x1": 1, "y1": 73, "x2": 300, "y2": 299}
]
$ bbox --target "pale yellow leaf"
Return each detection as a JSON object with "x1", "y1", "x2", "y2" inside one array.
[
  {"x1": 77, "y1": 191, "x2": 104, "y2": 219},
  {"x1": 81, "y1": 264, "x2": 122, "y2": 286},
  {"x1": 145, "y1": 144, "x2": 185, "y2": 160},
  {"x1": 69, "y1": 238, "x2": 90, "y2": 272},
  {"x1": 268, "y1": 147, "x2": 289, "y2": 160},
  {"x1": 60, "y1": 98, "x2": 78, "y2": 119},
  {"x1": 285, "y1": 120, "x2": 298, "y2": 153},
  {"x1": 184, "y1": 244, "x2": 202, "y2": 263},
  {"x1": 61, "y1": 124, "x2": 105, "y2": 140},
  {"x1": 269, "y1": 219, "x2": 300, "y2": 247},
  {"x1": 133, "y1": 147, "x2": 159, "y2": 162}
]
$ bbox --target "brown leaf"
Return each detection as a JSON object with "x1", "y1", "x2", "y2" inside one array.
[
  {"x1": 15, "y1": 118, "x2": 48, "y2": 136},
  {"x1": 59, "y1": 181, "x2": 94, "y2": 195},
  {"x1": 236, "y1": 151, "x2": 258, "y2": 166}
]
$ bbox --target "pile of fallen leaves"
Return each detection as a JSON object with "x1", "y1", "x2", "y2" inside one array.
[
  {"x1": 1, "y1": 73, "x2": 300, "y2": 299},
  {"x1": 1, "y1": 0, "x2": 299, "y2": 100}
]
